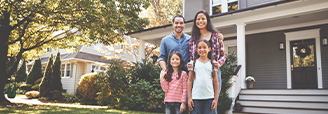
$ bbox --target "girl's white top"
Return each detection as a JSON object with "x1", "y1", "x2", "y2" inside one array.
[{"x1": 192, "y1": 60, "x2": 214, "y2": 99}]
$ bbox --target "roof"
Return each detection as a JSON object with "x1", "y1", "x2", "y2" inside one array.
[
  {"x1": 127, "y1": 0, "x2": 295, "y2": 35},
  {"x1": 41, "y1": 52, "x2": 111, "y2": 64}
]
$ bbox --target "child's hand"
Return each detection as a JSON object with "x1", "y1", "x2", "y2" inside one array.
[
  {"x1": 180, "y1": 102, "x2": 186, "y2": 113},
  {"x1": 187, "y1": 61, "x2": 193, "y2": 71},
  {"x1": 211, "y1": 99, "x2": 217, "y2": 111},
  {"x1": 188, "y1": 98, "x2": 194, "y2": 111}
]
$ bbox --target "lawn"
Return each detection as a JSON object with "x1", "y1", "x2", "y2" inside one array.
[{"x1": 0, "y1": 105, "x2": 163, "y2": 114}]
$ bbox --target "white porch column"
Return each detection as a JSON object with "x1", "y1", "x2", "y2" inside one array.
[
  {"x1": 236, "y1": 22, "x2": 246, "y2": 89},
  {"x1": 138, "y1": 40, "x2": 146, "y2": 62}
]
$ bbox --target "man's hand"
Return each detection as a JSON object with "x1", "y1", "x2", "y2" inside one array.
[
  {"x1": 180, "y1": 102, "x2": 186, "y2": 113},
  {"x1": 217, "y1": 33, "x2": 224, "y2": 41},
  {"x1": 212, "y1": 60, "x2": 219, "y2": 70},
  {"x1": 188, "y1": 98, "x2": 194, "y2": 111},
  {"x1": 160, "y1": 69, "x2": 167, "y2": 82}
]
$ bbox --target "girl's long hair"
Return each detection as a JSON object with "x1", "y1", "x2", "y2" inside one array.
[
  {"x1": 164, "y1": 51, "x2": 185, "y2": 82},
  {"x1": 191, "y1": 10, "x2": 218, "y2": 41},
  {"x1": 192, "y1": 39, "x2": 215, "y2": 80}
]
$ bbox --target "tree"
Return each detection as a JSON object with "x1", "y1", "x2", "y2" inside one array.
[
  {"x1": 39, "y1": 54, "x2": 53, "y2": 98},
  {"x1": 0, "y1": 0, "x2": 150, "y2": 103},
  {"x1": 141, "y1": 0, "x2": 183, "y2": 27},
  {"x1": 26, "y1": 58, "x2": 43, "y2": 85},
  {"x1": 15, "y1": 60, "x2": 27, "y2": 83},
  {"x1": 50, "y1": 52, "x2": 63, "y2": 99}
]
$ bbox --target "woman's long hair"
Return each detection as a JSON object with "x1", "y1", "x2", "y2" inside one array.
[
  {"x1": 164, "y1": 51, "x2": 185, "y2": 82},
  {"x1": 192, "y1": 39, "x2": 215, "y2": 80},
  {"x1": 191, "y1": 10, "x2": 218, "y2": 41}
]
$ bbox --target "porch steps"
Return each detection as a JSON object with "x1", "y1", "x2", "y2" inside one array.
[{"x1": 235, "y1": 89, "x2": 328, "y2": 114}]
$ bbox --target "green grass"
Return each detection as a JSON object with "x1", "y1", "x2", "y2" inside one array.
[{"x1": 0, "y1": 105, "x2": 163, "y2": 114}]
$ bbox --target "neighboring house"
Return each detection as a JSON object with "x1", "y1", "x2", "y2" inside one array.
[
  {"x1": 27, "y1": 37, "x2": 137, "y2": 95},
  {"x1": 129, "y1": 0, "x2": 328, "y2": 113}
]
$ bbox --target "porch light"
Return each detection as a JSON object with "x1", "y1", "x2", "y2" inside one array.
[
  {"x1": 279, "y1": 42, "x2": 284, "y2": 50},
  {"x1": 323, "y1": 37, "x2": 328, "y2": 46}
]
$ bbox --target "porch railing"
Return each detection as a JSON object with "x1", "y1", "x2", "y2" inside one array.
[{"x1": 228, "y1": 65, "x2": 242, "y2": 113}]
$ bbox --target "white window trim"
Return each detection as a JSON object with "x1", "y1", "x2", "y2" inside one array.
[
  {"x1": 224, "y1": 39, "x2": 237, "y2": 55},
  {"x1": 284, "y1": 29, "x2": 322, "y2": 89},
  {"x1": 61, "y1": 63, "x2": 71, "y2": 78},
  {"x1": 210, "y1": 0, "x2": 238, "y2": 15},
  {"x1": 91, "y1": 64, "x2": 106, "y2": 73}
]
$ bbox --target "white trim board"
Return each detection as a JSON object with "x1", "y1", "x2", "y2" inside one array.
[{"x1": 284, "y1": 29, "x2": 323, "y2": 89}]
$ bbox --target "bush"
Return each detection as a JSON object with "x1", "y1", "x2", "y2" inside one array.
[
  {"x1": 25, "y1": 91, "x2": 40, "y2": 99},
  {"x1": 96, "y1": 60, "x2": 129, "y2": 107},
  {"x1": 16, "y1": 60, "x2": 27, "y2": 83},
  {"x1": 34, "y1": 78, "x2": 42, "y2": 85},
  {"x1": 77, "y1": 73, "x2": 104, "y2": 105},
  {"x1": 31, "y1": 84, "x2": 39, "y2": 90},
  {"x1": 39, "y1": 54, "x2": 54, "y2": 98},
  {"x1": 119, "y1": 79, "x2": 164, "y2": 112},
  {"x1": 20, "y1": 84, "x2": 32, "y2": 91},
  {"x1": 26, "y1": 58, "x2": 43, "y2": 85},
  {"x1": 129, "y1": 59, "x2": 161, "y2": 84},
  {"x1": 61, "y1": 94, "x2": 79, "y2": 103}
]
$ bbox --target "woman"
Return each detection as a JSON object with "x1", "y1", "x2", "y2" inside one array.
[{"x1": 187, "y1": 10, "x2": 226, "y2": 107}]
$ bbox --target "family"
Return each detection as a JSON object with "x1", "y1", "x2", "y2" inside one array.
[{"x1": 159, "y1": 10, "x2": 226, "y2": 114}]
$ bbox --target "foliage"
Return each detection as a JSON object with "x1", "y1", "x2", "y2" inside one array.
[
  {"x1": 51, "y1": 52, "x2": 63, "y2": 99},
  {"x1": 26, "y1": 59, "x2": 43, "y2": 85},
  {"x1": 34, "y1": 78, "x2": 43, "y2": 85},
  {"x1": 0, "y1": 0, "x2": 150, "y2": 103},
  {"x1": 39, "y1": 54, "x2": 54, "y2": 98},
  {"x1": 119, "y1": 79, "x2": 164, "y2": 112},
  {"x1": 77, "y1": 73, "x2": 104, "y2": 105},
  {"x1": 19, "y1": 84, "x2": 32, "y2": 91},
  {"x1": 15, "y1": 60, "x2": 27, "y2": 83},
  {"x1": 60, "y1": 93, "x2": 79, "y2": 103},
  {"x1": 25, "y1": 91, "x2": 40, "y2": 99},
  {"x1": 129, "y1": 59, "x2": 161, "y2": 83},
  {"x1": 31, "y1": 84, "x2": 40, "y2": 91},
  {"x1": 96, "y1": 60, "x2": 129, "y2": 107},
  {"x1": 141, "y1": 0, "x2": 183, "y2": 27},
  {"x1": 217, "y1": 52, "x2": 237, "y2": 113},
  {"x1": 246, "y1": 76, "x2": 255, "y2": 82}
]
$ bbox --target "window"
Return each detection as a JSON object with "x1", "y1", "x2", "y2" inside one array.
[
  {"x1": 91, "y1": 64, "x2": 107, "y2": 73},
  {"x1": 61, "y1": 63, "x2": 72, "y2": 78},
  {"x1": 212, "y1": 0, "x2": 238, "y2": 15},
  {"x1": 228, "y1": 46, "x2": 237, "y2": 54}
]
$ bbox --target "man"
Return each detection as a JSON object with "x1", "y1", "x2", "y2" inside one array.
[{"x1": 158, "y1": 15, "x2": 190, "y2": 71}]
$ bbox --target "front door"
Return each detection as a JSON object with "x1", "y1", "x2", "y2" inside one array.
[{"x1": 290, "y1": 39, "x2": 317, "y2": 89}]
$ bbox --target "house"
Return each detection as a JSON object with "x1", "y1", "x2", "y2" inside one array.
[
  {"x1": 129, "y1": 0, "x2": 328, "y2": 113},
  {"x1": 27, "y1": 37, "x2": 137, "y2": 95}
]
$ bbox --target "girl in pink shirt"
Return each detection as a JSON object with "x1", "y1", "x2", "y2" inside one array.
[{"x1": 160, "y1": 51, "x2": 188, "y2": 114}]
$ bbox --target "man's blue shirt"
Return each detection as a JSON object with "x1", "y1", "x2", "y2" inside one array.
[{"x1": 158, "y1": 33, "x2": 191, "y2": 69}]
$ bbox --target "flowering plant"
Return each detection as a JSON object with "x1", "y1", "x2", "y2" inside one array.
[{"x1": 245, "y1": 76, "x2": 255, "y2": 82}]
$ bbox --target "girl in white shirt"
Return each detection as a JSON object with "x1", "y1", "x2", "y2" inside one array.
[{"x1": 187, "y1": 39, "x2": 219, "y2": 114}]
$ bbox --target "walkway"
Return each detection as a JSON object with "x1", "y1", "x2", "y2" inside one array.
[{"x1": 6, "y1": 95, "x2": 108, "y2": 109}]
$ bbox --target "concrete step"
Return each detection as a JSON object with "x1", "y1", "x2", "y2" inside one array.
[
  {"x1": 238, "y1": 100, "x2": 328, "y2": 110},
  {"x1": 239, "y1": 94, "x2": 328, "y2": 102},
  {"x1": 241, "y1": 107, "x2": 328, "y2": 114}
]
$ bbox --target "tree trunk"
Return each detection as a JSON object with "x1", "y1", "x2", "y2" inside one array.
[{"x1": 0, "y1": 10, "x2": 11, "y2": 104}]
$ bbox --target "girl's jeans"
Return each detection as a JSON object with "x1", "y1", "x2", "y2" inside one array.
[
  {"x1": 165, "y1": 102, "x2": 181, "y2": 114},
  {"x1": 192, "y1": 99, "x2": 217, "y2": 114}
]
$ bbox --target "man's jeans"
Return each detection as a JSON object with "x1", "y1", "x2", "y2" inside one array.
[
  {"x1": 192, "y1": 99, "x2": 217, "y2": 114},
  {"x1": 165, "y1": 102, "x2": 181, "y2": 114}
]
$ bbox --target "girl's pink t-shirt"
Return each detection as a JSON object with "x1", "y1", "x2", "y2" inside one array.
[{"x1": 161, "y1": 71, "x2": 188, "y2": 103}]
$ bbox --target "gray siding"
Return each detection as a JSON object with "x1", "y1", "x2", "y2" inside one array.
[
  {"x1": 246, "y1": 32, "x2": 287, "y2": 89},
  {"x1": 320, "y1": 25, "x2": 328, "y2": 88},
  {"x1": 246, "y1": 0, "x2": 283, "y2": 8}
]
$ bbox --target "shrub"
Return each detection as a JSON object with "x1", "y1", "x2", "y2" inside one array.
[
  {"x1": 26, "y1": 58, "x2": 43, "y2": 85},
  {"x1": 50, "y1": 52, "x2": 63, "y2": 100},
  {"x1": 31, "y1": 84, "x2": 39, "y2": 90},
  {"x1": 20, "y1": 84, "x2": 32, "y2": 91},
  {"x1": 34, "y1": 78, "x2": 42, "y2": 85},
  {"x1": 16, "y1": 60, "x2": 27, "y2": 83},
  {"x1": 61, "y1": 94, "x2": 79, "y2": 103},
  {"x1": 39, "y1": 54, "x2": 54, "y2": 98},
  {"x1": 217, "y1": 52, "x2": 237, "y2": 114},
  {"x1": 25, "y1": 91, "x2": 40, "y2": 99},
  {"x1": 96, "y1": 60, "x2": 129, "y2": 107},
  {"x1": 119, "y1": 79, "x2": 164, "y2": 112},
  {"x1": 129, "y1": 59, "x2": 161, "y2": 84},
  {"x1": 77, "y1": 73, "x2": 104, "y2": 105}
]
